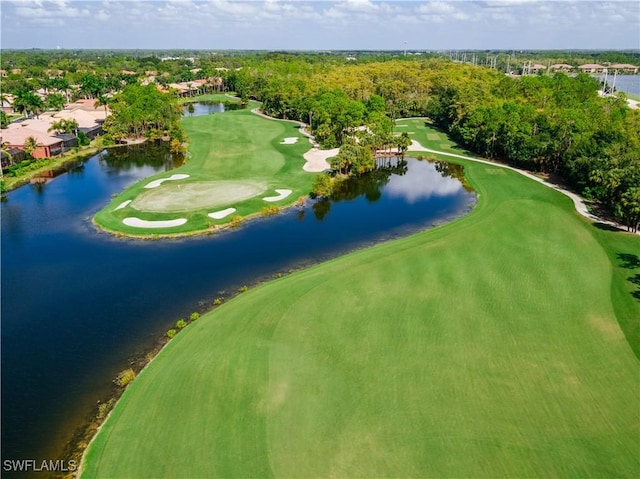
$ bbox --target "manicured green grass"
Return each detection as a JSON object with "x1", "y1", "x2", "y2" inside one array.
[
  {"x1": 180, "y1": 93, "x2": 241, "y2": 104},
  {"x1": 93, "y1": 109, "x2": 315, "y2": 236},
  {"x1": 395, "y1": 118, "x2": 475, "y2": 155},
  {"x1": 82, "y1": 123, "x2": 639, "y2": 478}
]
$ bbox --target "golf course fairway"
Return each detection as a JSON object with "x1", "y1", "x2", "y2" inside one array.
[
  {"x1": 93, "y1": 107, "x2": 314, "y2": 236},
  {"x1": 82, "y1": 126, "x2": 640, "y2": 477}
]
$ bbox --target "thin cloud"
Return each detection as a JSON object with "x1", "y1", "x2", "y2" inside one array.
[{"x1": 0, "y1": 1, "x2": 638, "y2": 49}]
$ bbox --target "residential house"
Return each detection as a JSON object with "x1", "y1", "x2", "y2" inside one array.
[
  {"x1": 578, "y1": 64, "x2": 606, "y2": 74},
  {"x1": 609, "y1": 63, "x2": 639, "y2": 74},
  {"x1": 1, "y1": 147, "x2": 26, "y2": 168},
  {"x1": 0, "y1": 126, "x2": 64, "y2": 159},
  {"x1": 530, "y1": 64, "x2": 547, "y2": 74},
  {"x1": 1, "y1": 94, "x2": 14, "y2": 114},
  {"x1": 550, "y1": 63, "x2": 573, "y2": 73}
]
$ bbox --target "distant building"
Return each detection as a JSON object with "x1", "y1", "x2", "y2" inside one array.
[
  {"x1": 578, "y1": 64, "x2": 606, "y2": 74},
  {"x1": 550, "y1": 63, "x2": 573, "y2": 73},
  {"x1": 609, "y1": 63, "x2": 639, "y2": 74},
  {"x1": 45, "y1": 69, "x2": 64, "y2": 77},
  {"x1": 530, "y1": 64, "x2": 547, "y2": 74}
]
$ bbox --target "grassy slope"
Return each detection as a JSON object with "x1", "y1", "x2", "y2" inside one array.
[
  {"x1": 82, "y1": 125, "x2": 640, "y2": 478},
  {"x1": 93, "y1": 109, "x2": 314, "y2": 235}
]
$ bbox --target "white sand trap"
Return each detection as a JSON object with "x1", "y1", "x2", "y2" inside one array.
[
  {"x1": 303, "y1": 147, "x2": 340, "y2": 172},
  {"x1": 144, "y1": 174, "x2": 190, "y2": 189},
  {"x1": 208, "y1": 207, "x2": 236, "y2": 219},
  {"x1": 123, "y1": 217, "x2": 187, "y2": 228},
  {"x1": 115, "y1": 200, "x2": 132, "y2": 210},
  {"x1": 263, "y1": 189, "x2": 292, "y2": 202},
  {"x1": 280, "y1": 137, "x2": 299, "y2": 144},
  {"x1": 132, "y1": 180, "x2": 267, "y2": 212}
]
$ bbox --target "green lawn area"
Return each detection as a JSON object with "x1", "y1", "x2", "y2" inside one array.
[
  {"x1": 93, "y1": 108, "x2": 315, "y2": 236},
  {"x1": 180, "y1": 93, "x2": 241, "y2": 104},
  {"x1": 82, "y1": 122, "x2": 639, "y2": 478},
  {"x1": 394, "y1": 118, "x2": 475, "y2": 155}
]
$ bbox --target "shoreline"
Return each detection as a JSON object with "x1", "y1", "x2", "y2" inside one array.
[
  {"x1": 2, "y1": 145, "x2": 103, "y2": 193},
  {"x1": 75, "y1": 191, "x2": 478, "y2": 477},
  {"x1": 58, "y1": 121, "x2": 637, "y2": 474},
  {"x1": 405, "y1": 139, "x2": 639, "y2": 236}
]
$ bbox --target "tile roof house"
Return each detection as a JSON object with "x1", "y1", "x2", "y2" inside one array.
[
  {"x1": 578, "y1": 64, "x2": 606, "y2": 74},
  {"x1": 0, "y1": 126, "x2": 63, "y2": 159},
  {"x1": 531, "y1": 64, "x2": 547, "y2": 74},
  {"x1": 0, "y1": 98, "x2": 106, "y2": 158},
  {"x1": 609, "y1": 63, "x2": 639, "y2": 74},
  {"x1": 550, "y1": 63, "x2": 573, "y2": 73}
]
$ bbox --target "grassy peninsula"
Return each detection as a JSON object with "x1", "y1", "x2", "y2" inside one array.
[{"x1": 93, "y1": 107, "x2": 315, "y2": 236}]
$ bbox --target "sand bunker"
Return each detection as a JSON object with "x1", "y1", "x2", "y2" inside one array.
[
  {"x1": 115, "y1": 200, "x2": 132, "y2": 210},
  {"x1": 280, "y1": 137, "x2": 299, "y2": 144},
  {"x1": 208, "y1": 208, "x2": 236, "y2": 219},
  {"x1": 263, "y1": 189, "x2": 292, "y2": 202},
  {"x1": 131, "y1": 180, "x2": 267, "y2": 213},
  {"x1": 123, "y1": 217, "x2": 187, "y2": 228},
  {"x1": 303, "y1": 147, "x2": 339, "y2": 172},
  {"x1": 144, "y1": 174, "x2": 190, "y2": 189}
]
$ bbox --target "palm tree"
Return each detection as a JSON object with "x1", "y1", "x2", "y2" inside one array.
[
  {"x1": 23, "y1": 136, "x2": 42, "y2": 160},
  {"x1": 13, "y1": 89, "x2": 44, "y2": 119},
  {"x1": 95, "y1": 94, "x2": 109, "y2": 116},
  {"x1": 48, "y1": 118, "x2": 79, "y2": 136}
]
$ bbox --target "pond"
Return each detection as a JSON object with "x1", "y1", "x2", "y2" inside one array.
[
  {"x1": 595, "y1": 74, "x2": 640, "y2": 96},
  {"x1": 182, "y1": 100, "x2": 244, "y2": 116},
  {"x1": 0, "y1": 143, "x2": 475, "y2": 477}
]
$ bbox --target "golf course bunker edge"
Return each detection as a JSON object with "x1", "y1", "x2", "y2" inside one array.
[{"x1": 130, "y1": 180, "x2": 268, "y2": 213}]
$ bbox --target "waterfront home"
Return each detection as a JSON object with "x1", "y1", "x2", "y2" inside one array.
[
  {"x1": 609, "y1": 63, "x2": 639, "y2": 74},
  {"x1": 579, "y1": 64, "x2": 606, "y2": 74},
  {"x1": 0, "y1": 126, "x2": 63, "y2": 159},
  {"x1": 550, "y1": 63, "x2": 573, "y2": 73}
]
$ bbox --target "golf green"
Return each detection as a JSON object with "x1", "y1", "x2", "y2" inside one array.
[
  {"x1": 93, "y1": 108, "x2": 314, "y2": 236},
  {"x1": 82, "y1": 123, "x2": 639, "y2": 478}
]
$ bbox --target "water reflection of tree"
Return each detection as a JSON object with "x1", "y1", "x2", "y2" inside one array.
[
  {"x1": 312, "y1": 197, "x2": 332, "y2": 221},
  {"x1": 312, "y1": 157, "x2": 407, "y2": 221},
  {"x1": 99, "y1": 141, "x2": 183, "y2": 174},
  {"x1": 433, "y1": 160, "x2": 473, "y2": 192}
]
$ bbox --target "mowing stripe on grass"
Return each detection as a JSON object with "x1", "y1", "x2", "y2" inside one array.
[{"x1": 82, "y1": 122, "x2": 640, "y2": 479}]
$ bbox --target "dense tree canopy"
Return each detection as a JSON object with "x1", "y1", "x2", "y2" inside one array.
[{"x1": 102, "y1": 84, "x2": 183, "y2": 141}]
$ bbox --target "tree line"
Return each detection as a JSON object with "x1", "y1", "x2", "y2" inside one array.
[
  {"x1": 3, "y1": 51, "x2": 638, "y2": 231},
  {"x1": 225, "y1": 58, "x2": 638, "y2": 232}
]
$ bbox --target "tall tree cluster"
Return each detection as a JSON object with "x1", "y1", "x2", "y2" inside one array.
[
  {"x1": 235, "y1": 59, "x2": 638, "y2": 231},
  {"x1": 101, "y1": 84, "x2": 183, "y2": 142}
]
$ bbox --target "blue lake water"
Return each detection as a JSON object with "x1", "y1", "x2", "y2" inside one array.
[
  {"x1": 1, "y1": 144, "x2": 475, "y2": 476},
  {"x1": 595, "y1": 74, "x2": 640, "y2": 96}
]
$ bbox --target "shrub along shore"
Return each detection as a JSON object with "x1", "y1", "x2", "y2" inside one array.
[{"x1": 80, "y1": 119, "x2": 640, "y2": 478}]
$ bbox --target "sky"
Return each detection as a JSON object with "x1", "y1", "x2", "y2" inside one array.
[{"x1": 1, "y1": 0, "x2": 639, "y2": 51}]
